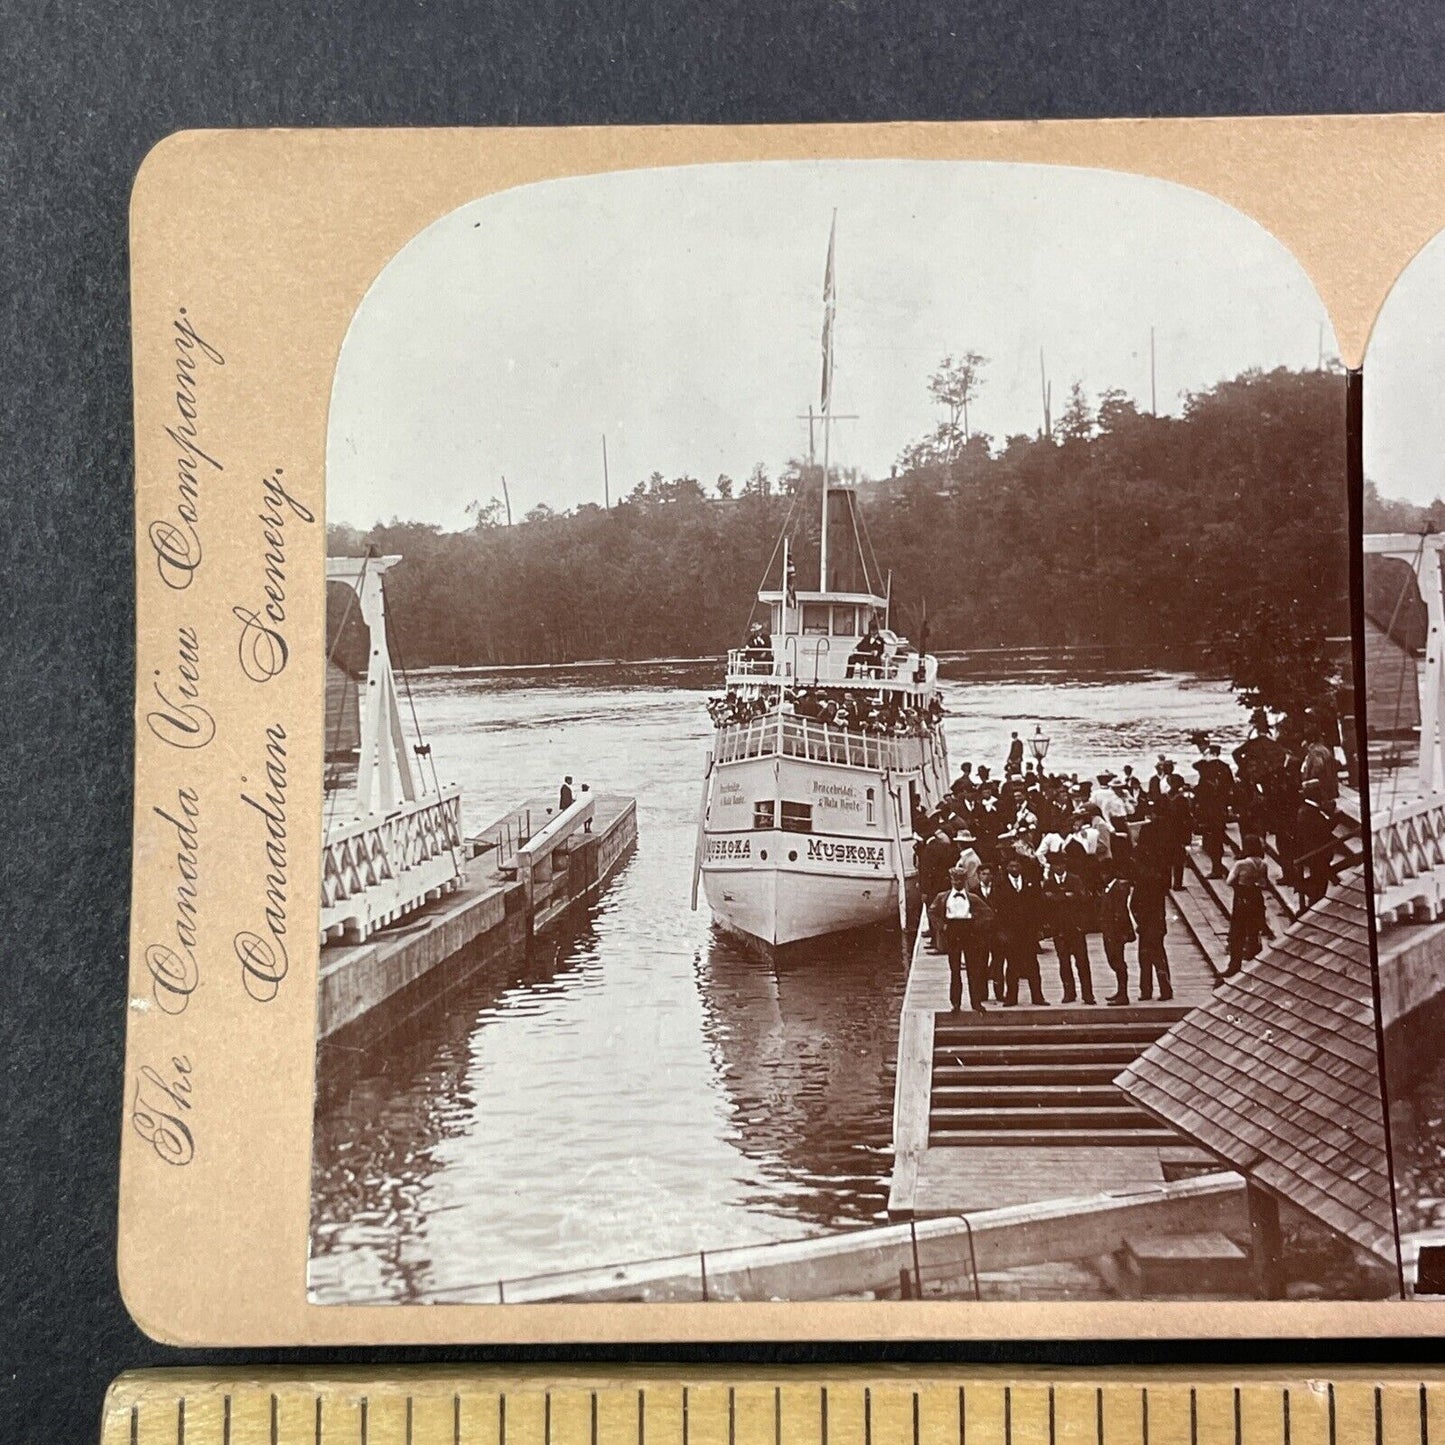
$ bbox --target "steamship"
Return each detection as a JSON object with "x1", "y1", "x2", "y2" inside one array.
[{"x1": 690, "y1": 219, "x2": 949, "y2": 949}]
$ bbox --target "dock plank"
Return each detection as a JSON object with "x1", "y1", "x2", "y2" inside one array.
[
  {"x1": 912, "y1": 1145, "x2": 1167, "y2": 1217},
  {"x1": 886, "y1": 1009, "x2": 935, "y2": 1217}
]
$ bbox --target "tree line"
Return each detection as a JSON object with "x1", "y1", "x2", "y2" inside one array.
[{"x1": 330, "y1": 363, "x2": 1351, "y2": 716}]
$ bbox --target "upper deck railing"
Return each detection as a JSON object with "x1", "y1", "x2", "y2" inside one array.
[
  {"x1": 725, "y1": 643, "x2": 932, "y2": 690},
  {"x1": 713, "y1": 711, "x2": 922, "y2": 773}
]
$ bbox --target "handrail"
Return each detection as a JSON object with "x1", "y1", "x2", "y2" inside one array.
[
  {"x1": 319, "y1": 786, "x2": 464, "y2": 943},
  {"x1": 517, "y1": 794, "x2": 596, "y2": 862},
  {"x1": 322, "y1": 788, "x2": 463, "y2": 884},
  {"x1": 418, "y1": 1172, "x2": 1248, "y2": 1304},
  {"x1": 725, "y1": 644, "x2": 916, "y2": 687},
  {"x1": 1372, "y1": 791, "x2": 1445, "y2": 895},
  {"x1": 1371, "y1": 792, "x2": 1445, "y2": 828},
  {"x1": 712, "y1": 712, "x2": 925, "y2": 773}
]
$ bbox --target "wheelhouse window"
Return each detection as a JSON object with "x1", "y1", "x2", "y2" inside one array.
[
  {"x1": 753, "y1": 801, "x2": 775, "y2": 829},
  {"x1": 780, "y1": 802, "x2": 813, "y2": 834},
  {"x1": 831, "y1": 605, "x2": 858, "y2": 636},
  {"x1": 801, "y1": 603, "x2": 830, "y2": 636}
]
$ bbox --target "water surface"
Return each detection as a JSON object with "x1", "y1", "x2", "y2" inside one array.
[{"x1": 309, "y1": 660, "x2": 1243, "y2": 1303}]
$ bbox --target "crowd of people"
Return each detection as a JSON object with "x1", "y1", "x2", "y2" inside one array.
[
  {"x1": 706, "y1": 682, "x2": 945, "y2": 735},
  {"x1": 920, "y1": 709, "x2": 1348, "y2": 1014}
]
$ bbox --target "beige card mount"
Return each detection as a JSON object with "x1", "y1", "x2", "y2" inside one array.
[{"x1": 123, "y1": 117, "x2": 1445, "y2": 1344}]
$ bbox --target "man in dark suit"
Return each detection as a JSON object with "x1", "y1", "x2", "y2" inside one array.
[
  {"x1": 1041, "y1": 852, "x2": 1095, "y2": 1004},
  {"x1": 1006, "y1": 731, "x2": 1024, "y2": 777},
  {"x1": 1294, "y1": 782, "x2": 1337, "y2": 910},
  {"x1": 993, "y1": 855, "x2": 1046, "y2": 1005},
  {"x1": 1160, "y1": 774, "x2": 1193, "y2": 889},
  {"x1": 919, "y1": 826, "x2": 959, "y2": 941},
  {"x1": 1130, "y1": 806, "x2": 1174, "y2": 1001},
  {"x1": 559, "y1": 775, "x2": 575, "y2": 810},
  {"x1": 977, "y1": 862, "x2": 1008, "y2": 1000}
]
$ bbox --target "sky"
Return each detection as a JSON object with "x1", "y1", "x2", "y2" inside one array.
[
  {"x1": 1365, "y1": 226, "x2": 1445, "y2": 506},
  {"x1": 327, "y1": 160, "x2": 1336, "y2": 530}
]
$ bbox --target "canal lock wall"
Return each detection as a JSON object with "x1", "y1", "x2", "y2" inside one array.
[{"x1": 316, "y1": 797, "x2": 637, "y2": 1052}]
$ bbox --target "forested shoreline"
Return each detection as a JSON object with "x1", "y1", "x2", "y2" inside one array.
[{"x1": 330, "y1": 365, "x2": 1351, "y2": 716}]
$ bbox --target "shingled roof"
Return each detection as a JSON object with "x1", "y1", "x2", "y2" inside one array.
[{"x1": 1117, "y1": 871, "x2": 1397, "y2": 1264}]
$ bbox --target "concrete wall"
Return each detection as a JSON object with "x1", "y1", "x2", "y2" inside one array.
[
  {"x1": 317, "y1": 798, "x2": 638, "y2": 1043},
  {"x1": 317, "y1": 880, "x2": 526, "y2": 1040},
  {"x1": 1379, "y1": 923, "x2": 1445, "y2": 1034}
]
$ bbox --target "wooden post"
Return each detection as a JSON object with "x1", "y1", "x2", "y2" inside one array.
[{"x1": 1246, "y1": 1181, "x2": 1286, "y2": 1299}]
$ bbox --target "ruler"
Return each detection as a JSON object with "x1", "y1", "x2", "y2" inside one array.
[{"x1": 102, "y1": 1370, "x2": 1442, "y2": 1445}]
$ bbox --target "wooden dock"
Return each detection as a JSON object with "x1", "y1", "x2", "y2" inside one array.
[
  {"x1": 888, "y1": 834, "x2": 1297, "y2": 1223},
  {"x1": 317, "y1": 793, "x2": 636, "y2": 1043},
  {"x1": 889, "y1": 791, "x2": 1368, "y2": 1229}
]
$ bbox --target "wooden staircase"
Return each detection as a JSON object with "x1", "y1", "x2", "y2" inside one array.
[{"x1": 928, "y1": 1006, "x2": 1192, "y2": 1148}]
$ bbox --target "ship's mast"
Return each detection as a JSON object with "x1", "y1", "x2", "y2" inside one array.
[{"x1": 819, "y1": 211, "x2": 836, "y2": 592}]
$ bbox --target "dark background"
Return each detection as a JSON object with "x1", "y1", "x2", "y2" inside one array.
[{"x1": 8, "y1": 1, "x2": 1445, "y2": 1437}]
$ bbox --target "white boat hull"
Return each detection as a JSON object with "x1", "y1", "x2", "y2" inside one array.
[
  {"x1": 694, "y1": 673, "x2": 949, "y2": 952},
  {"x1": 702, "y1": 856, "x2": 901, "y2": 948}
]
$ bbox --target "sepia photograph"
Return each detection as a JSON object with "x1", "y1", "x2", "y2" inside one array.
[
  {"x1": 308, "y1": 160, "x2": 1385, "y2": 1307},
  {"x1": 1361, "y1": 225, "x2": 1445, "y2": 1296}
]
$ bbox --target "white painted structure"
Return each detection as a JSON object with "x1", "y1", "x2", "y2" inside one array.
[
  {"x1": 1365, "y1": 532, "x2": 1445, "y2": 796},
  {"x1": 695, "y1": 613, "x2": 949, "y2": 948},
  {"x1": 320, "y1": 555, "x2": 463, "y2": 944},
  {"x1": 1364, "y1": 533, "x2": 1445, "y2": 926}
]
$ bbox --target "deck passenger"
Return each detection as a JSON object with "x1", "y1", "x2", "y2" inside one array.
[
  {"x1": 846, "y1": 625, "x2": 886, "y2": 678},
  {"x1": 559, "y1": 775, "x2": 575, "y2": 810},
  {"x1": 742, "y1": 621, "x2": 772, "y2": 669}
]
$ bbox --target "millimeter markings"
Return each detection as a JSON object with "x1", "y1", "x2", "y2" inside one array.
[{"x1": 103, "y1": 1372, "x2": 1445, "y2": 1445}]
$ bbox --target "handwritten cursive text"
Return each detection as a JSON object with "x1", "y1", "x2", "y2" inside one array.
[
  {"x1": 145, "y1": 624, "x2": 215, "y2": 750},
  {"x1": 146, "y1": 309, "x2": 225, "y2": 591},
  {"x1": 234, "y1": 723, "x2": 290, "y2": 1002},
  {"x1": 231, "y1": 467, "x2": 315, "y2": 682},
  {"x1": 130, "y1": 1055, "x2": 195, "y2": 1166}
]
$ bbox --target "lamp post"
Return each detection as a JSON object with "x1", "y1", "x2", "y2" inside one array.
[{"x1": 1029, "y1": 724, "x2": 1051, "y2": 773}]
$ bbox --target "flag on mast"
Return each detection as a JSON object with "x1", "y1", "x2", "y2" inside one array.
[{"x1": 820, "y1": 211, "x2": 836, "y2": 412}]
